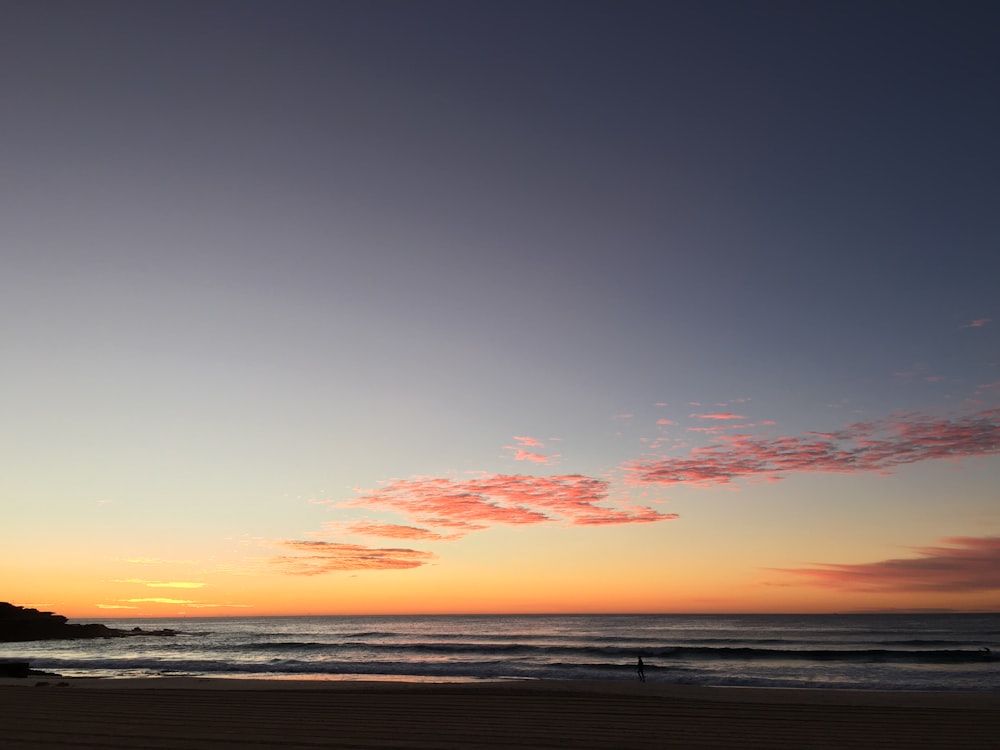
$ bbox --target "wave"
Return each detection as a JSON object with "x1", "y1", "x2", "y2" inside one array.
[
  {"x1": 46, "y1": 613, "x2": 993, "y2": 692},
  {"x1": 30, "y1": 656, "x2": 598, "y2": 681},
  {"x1": 26, "y1": 648, "x2": 995, "y2": 687},
  {"x1": 213, "y1": 640, "x2": 996, "y2": 664},
  {"x1": 876, "y1": 639, "x2": 985, "y2": 647},
  {"x1": 661, "y1": 646, "x2": 995, "y2": 664}
]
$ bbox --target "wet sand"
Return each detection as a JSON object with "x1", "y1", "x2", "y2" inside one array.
[{"x1": 1, "y1": 677, "x2": 997, "y2": 748}]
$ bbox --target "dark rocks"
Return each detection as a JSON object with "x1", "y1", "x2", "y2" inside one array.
[
  {"x1": 0, "y1": 662, "x2": 60, "y2": 678},
  {"x1": 0, "y1": 602, "x2": 179, "y2": 642},
  {"x1": 0, "y1": 661, "x2": 31, "y2": 677}
]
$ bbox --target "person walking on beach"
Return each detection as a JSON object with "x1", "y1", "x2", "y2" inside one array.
[{"x1": 636, "y1": 655, "x2": 645, "y2": 682}]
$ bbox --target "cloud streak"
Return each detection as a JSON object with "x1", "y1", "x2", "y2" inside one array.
[
  {"x1": 513, "y1": 436, "x2": 544, "y2": 448},
  {"x1": 347, "y1": 474, "x2": 676, "y2": 536},
  {"x1": 511, "y1": 449, "x2": 554, "y2": 463},
  {"x1": 345, "y1": 521, "x2": 451, "y2": 541},
  {"x1": 277, "y1": 473, "x2": 675, "y2": 576},
  {"x1": 505, "y1": 436, "x2": 559, "y2": 464},
  {"x1": 774, "y1": 537, "x2": 1000, "y2": 592},
  {"x1": 272, "y1": 541, "x2": 436, "y2": 575},
  {"x1": 625, "y1": 409, "x2": 1000, "y2": 487}
]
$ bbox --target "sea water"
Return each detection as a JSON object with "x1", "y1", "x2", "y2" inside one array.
[{"x1": 2, "y1": 613, "x2": 996, "y2": 691}]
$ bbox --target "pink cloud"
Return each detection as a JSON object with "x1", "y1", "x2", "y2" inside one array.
[
  {"x1": 348, "y1": 474, "x2": 675, "y2": 536},
  {"x1": 512, "y1": 449, "x2": 554, "y2": 464},
  {"x1": 346, "y1": 521, "x2": 449, "y2": 541},
  {"x1": 572, "y1": 506, "x2": 678, "y2": 525},
  {"x1": 961, "y1": 318, "x2": 991, "y2": 328},
  {"x1": 774, "y1": 537, "x2": 1000, "y2": 592},
  {"x1": 504, "y1": 436, "x2": 558, "y2": 464},
  {"x1": 273, "y1": 541, "x2": 436, "y2": 575},
  {"x1": 513, "y1": 435, "x2": 543, "y2": 448},
  {"x1": 690, "y1": 412, "x2": 746, "y2": 420},
  {"x1": 656, "y1": 419, "x2": 675, "y2": 426},
  {"x1": 625, "y1": 409, "x2": 1000, "y2": 487}
]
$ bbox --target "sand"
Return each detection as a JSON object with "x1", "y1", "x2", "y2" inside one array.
[{"x1": 1, "y1": 677, "x2": 997, "y2": 749}]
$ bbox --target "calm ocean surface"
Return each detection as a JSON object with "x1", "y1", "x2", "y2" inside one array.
[{"x1": 3, "y1": 614, "x2": 997, "y2": 691}]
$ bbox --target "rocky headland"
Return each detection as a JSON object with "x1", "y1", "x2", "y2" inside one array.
[{"x1": 0, "y1": 602, "x2": 178, "y2": 642}]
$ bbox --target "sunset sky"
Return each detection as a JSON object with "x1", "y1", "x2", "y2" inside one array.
[{"x1": 3, "y1": 1, "x2": 998, "y2": 618}]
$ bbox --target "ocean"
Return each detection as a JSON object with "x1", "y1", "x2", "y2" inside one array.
[{"x1": 2, "y1": 613, "x2": 997, "y2": 691}]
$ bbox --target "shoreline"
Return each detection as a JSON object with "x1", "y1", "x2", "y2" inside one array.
[
  {"x1": 2, "y1": 678, "x2": 997, "y2": 749},
  {"x1": 3, "y1": 675, "x2": 999, "y2": 702},
  {"x1": 1, "y1": 674, "x2": 998, "y2": 694},
  {"x1": 4, "y1": 671, "x2": 1000, "y2": 697}
]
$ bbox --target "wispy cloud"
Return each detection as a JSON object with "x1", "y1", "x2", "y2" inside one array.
[
  {"x1": 272, "y1": 541, "x2": 436, "y2": 575},
  {"x1": 625, "y1": 409, "x2": 1000, "y2": 487},
  {"x1": 104, "y1": 599, "x2": 249, "y2": 609},
  {"x1": 570, "y1": 506, "x2": 675, "y2": 525},
  {"x1": 961, "y1": 318, "x2": 991, "y2": 329},
  {"x1": 773, "y1": 537, "x2": 1000, "y2": 592},
  {"x1": 690, "y1": 412, "x2": 746, "y2": 420},
  {"x1": 347, "y1": 474, "x2": 676, "y2": 537},
  {"x1": 345, "y1": 521, "x2": 450, "y2": 540},
  {"x1": 511, "y1": 449, "x2": 555, "y2": 463},
  {"x1": 114, "y1": 579, "x2": 207, "y2": 588},
  {"x1": 504, "y1": 436, "x2": 559, "y2": 464},
  {"x1": 513, "y1": 435, "x2": 544, "y2": 448}
]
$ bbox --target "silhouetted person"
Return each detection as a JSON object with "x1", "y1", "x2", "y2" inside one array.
[{"x1": 636, "y1": 655, "x2": 645, "y2": 682}]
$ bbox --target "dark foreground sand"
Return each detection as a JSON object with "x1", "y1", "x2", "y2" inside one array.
[{"x1": 1, "y1": 678, "x2": 997, "y2": 749}]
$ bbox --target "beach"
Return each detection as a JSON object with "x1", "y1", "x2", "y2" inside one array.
[{"x1": 2, "y1": 678, "x2": 998, "y2": 749}]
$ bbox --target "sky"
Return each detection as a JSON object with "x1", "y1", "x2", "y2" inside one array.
[{"x1": 2, "y1": 0, "x2": 998, "y2": 618}]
